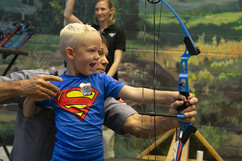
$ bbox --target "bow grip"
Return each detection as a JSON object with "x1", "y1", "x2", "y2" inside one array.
[{"x1": 177, "y1": 91, "x2": 189, "y2": 111}]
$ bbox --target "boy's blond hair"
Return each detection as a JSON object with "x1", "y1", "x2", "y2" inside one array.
[{"x1": 59, "y1": 23, "x2": 99, "y2": 56}]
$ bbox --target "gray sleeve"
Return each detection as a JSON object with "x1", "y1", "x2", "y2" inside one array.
[
  {"x1": 0, "y1": 69, "x2": 49, "y2": 104},
  {"x1": 104, "y1": 97, "x2": 137, "y2": 135},
  {"x1": 0, "y1": 69, "x2": 49, "y2": 81}
]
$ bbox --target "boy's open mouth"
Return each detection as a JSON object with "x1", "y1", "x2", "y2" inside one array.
[{"x1": 89, "y1": 63, "x2": 96, "y2": 68}]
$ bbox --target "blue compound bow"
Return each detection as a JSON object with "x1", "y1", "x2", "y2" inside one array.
[{"x1": 145, "y1": 0, "x2": 200, "y2": 160}]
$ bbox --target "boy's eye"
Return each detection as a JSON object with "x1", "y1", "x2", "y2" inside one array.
[{"x1": 88, "y1": 49, "x2": 96, "y2": 52}]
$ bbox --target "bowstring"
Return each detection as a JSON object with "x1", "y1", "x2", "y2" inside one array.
[
  {"x1": 152, "y1": 2, "x2": 157, "y2": 160},
  {"x1": 152, "y1": 1, "x2": 163, "y2": 160},
  {"x1": 141, "y1": 1, "x2": 163, "y2": 160},
  {"x1": 141, "y1": 0, "x2": 154, "y2": 160},
  {"x1": 141, "y1": 0, "x2": 146, "y2": 159}
]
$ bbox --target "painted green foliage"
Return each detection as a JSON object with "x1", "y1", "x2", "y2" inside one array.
[{"x1": 0, "y1": 0, "x2": 241, "y2": 160}]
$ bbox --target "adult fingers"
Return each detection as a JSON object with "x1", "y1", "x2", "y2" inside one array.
[
  {"x1": 28, "y1": 75, "x2": 62, "y2": 99},
  {"x1": 183, "y1": 109, "x2": 197, "y2": 118},
  {"x1": 180, "y1": 115, "x2": 195, "y2": 123},
  {"x1": 169, "y1": 100, "x2": 183, "y2": 115},
  {"x1": 187, "y1": 97, "x2": 198, "y2": 105},
  {"x1": 37, "y1": 75, "x2": 63, "y2": 82}
]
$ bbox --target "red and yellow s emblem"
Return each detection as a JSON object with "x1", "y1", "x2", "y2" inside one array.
[{"x1": 54, "y1": 87, "x2": 99, "y2": 121}]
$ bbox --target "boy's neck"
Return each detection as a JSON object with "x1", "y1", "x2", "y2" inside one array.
[
  {"x1": 65, "y1": 67, "x2": 91, "y2": 76},
  {"x1": 65, "y1": 67, "x2": 76, "y2": 75}
]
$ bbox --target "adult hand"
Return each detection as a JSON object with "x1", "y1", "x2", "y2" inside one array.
[
  {"x1": 20, "y1": 75, "x2": 63, "y2": 101},
  {"x1": 169, "y1": 95, "x2": 198, "y2": 125}
]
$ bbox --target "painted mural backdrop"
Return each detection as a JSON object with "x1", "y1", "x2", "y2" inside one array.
[{"x1": 0, "y1": 0, "x2": 241, "y2": 160}]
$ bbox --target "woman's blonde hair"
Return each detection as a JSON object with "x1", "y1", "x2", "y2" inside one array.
[{"x1": 94, "y1": 0, "x2": 116, "y2": 26}]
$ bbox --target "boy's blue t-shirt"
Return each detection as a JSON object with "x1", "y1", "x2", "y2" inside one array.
[{"x1": 36, "y1": 72, "x2": 125, "y2": 161}]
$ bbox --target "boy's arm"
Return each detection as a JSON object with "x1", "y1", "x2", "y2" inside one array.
[
  {"x1": 117, "y1": 85, "x2": 186, "y2": 103},
  {"x1": 21, "y1": 75, "x2": 62, "y2": 117},
  {"x1": 122, "y1": 97, "x2": 198, "y2": 138},
  {"x1": 23, "y1": 97, "x2": 41, "y2": 117},
  {"x1": 64, "y1": 0, "x2": 83, "y2": 23}
]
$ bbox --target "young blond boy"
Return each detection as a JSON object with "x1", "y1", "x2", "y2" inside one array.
[{"x1": 23, "y1": 23, "x2": 187, "y2": 161}]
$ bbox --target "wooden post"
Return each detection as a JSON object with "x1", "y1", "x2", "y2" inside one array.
[{"x1": 195, "y1": 131, "x2": 224, "y2": 161}]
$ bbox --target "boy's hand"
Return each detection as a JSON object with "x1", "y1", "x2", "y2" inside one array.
[{"x1": 20, "y1": 75, "x2": 63, "y2": 101}]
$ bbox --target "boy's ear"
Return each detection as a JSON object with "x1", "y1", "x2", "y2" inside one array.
[{"x1": 66, "y1": 47, "x2": 74, "y2": 60}]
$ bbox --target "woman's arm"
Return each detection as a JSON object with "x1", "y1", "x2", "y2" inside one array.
[
  {"x1": 64, "y1": 0, "x2": 83, "y2": 23},
  {"x1": 106, "y1": 49, "x2": 123, "y2": 77}
]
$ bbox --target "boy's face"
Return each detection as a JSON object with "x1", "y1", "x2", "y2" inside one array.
[
  {"x1": 71, "y1": 32, "x2": 101, "y2": 76},
  {"x1": 93, "y1": 43, "x2": 109, "y2": 73}
]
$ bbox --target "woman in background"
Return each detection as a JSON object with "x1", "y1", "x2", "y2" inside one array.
[{"x1": 64, "y1": 0, "x2": 125, "y2": 80}]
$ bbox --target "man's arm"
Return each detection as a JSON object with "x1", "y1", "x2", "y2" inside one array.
[
  {"x1": 0, "y1": 73, "x2": 62, "y2": 102},
  {"x1": 0, "y1": 69, "x2": 48, "y2": 103},
  {"x1": 0, "y1": 80, "x2": 26, "y2": 102},
  {"x1": 122, "y1": 97, "x2": 198, "y2": 138},
  {"x1": 104, "y1": 97, "x2": 137, "y2": 134}
]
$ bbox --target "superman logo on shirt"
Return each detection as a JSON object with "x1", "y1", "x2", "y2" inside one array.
[{"x1": 54, "y1": 87, "x2": 99, "y2": 121}]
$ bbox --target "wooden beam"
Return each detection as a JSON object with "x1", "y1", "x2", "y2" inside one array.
[
  {"x1": 165, "y1": 133, "x2": 176, "y2": 161},
  {"x1": 0, "y1": 47, "x2": 28, "y2": 56},
  {"x1": 195, "y1": 131, "x2": 224, "y2": 161},
  {"x1": 137, "y1": 129, "x2": 175, "y2": 159},
  {"x1": 180, "y1": 139, "x2": 190, "y2": 161},
  {"x1": 139, "y1": 155, "x2": 167, "y2": 161},
  {"x1": 136, "y1": 129, "x2": 223, "y2": 161}
]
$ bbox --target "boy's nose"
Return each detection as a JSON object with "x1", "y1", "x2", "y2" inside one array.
[{"x1": 95, "y1": 53, "x2": 100, "y2": 59}]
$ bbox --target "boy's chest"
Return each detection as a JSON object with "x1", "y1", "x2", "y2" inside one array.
[{"x1": 52, "y1": 79, "x2": 105, "y2": 122}]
